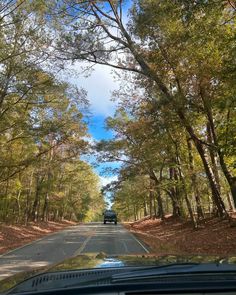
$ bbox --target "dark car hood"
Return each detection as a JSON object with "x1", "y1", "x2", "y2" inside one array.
[{"x1": 1, "y1": 253, "x2": 236, "y2": 293}]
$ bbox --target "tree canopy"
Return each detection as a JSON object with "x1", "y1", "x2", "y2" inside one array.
[
  {"x1": 0, "y1": 0, "x2": 105, "y2": 224},
  {"x1": 0, "y1": 0, "x2": 235, "y2": 226}
]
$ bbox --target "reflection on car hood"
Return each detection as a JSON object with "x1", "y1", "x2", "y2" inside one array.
[{"x1": 1, "y1": 253, "x2": 236, "y2": 293}]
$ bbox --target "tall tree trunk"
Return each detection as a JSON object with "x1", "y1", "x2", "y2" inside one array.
[
  {"x1": 25, "y1": 190, "x2": 30, "y2": 225},
  {"x1": 149, "y1": 177, "x2": 154, "y2": 217},
  {"x1": 25, "y1": 171, "x2": 34, "y2": 225},
  {"x1": 176, "y1": 110, "x2": 226, "y2": 217},
  {"x1": 165, "y1": 195, "x2": 169, "y2": 214},
  {"x1": 157, "y1": 189, "x2": 164, "y2": 220},
  {"x1": 167, "y1": 189, "x2": 181, "y2": 217},
  {"x1": 172, "y1": 140, "x2": 198, "y2": 227},
  {"x1": 177, "y1": 164, "x2": 198, "y2": 228},
  {"x1": 149, "y1": 168, "x2": 165, "y2": 219},
  {"x1": 196, "y1": 140, "x2": 226, "y2": 216},
  {"x1": 158, "y1": 167, "x2": 165, "y2": 219},
  {"x1": 42, "y1": 193, "x2": 49, "y2": 222},
  {"x1": 153, "y1": 195, "x2": 157, "y2": 218},
  {"x1": 200, "y1": 87, "x2": 236, "y2": 209},
  {"x1": 133, "y1": 204, "x2": 137, "y2": 221},
  {"x1": 143, "y1": 200, "x2": 148, "y2": 216},
  {"x1": 216, "y1": 150, "x2": 236, "y2": 210},
  {"x1": 119, "y1": 38, "x2": 227, "y2": 217},
  {"x1": 169, "y1": 167, "x2": 181, "y2": 217},
  {"x1": 37, "y1": 193, "x2": 41, "y2": 222},
  {"x1": 168, "y1": 191, "x2": 181, "y2": 217},
  {"x1": 206, "y1": 122, "x2": 221, "y2": 193},
  {"x1": 173, "y1": 167, "x2": 185, "y2": 217},
  {"x1": 3, "y1": 174, "x2": 10, "y2": 223},
  {"x1": 169, "y1": 135, "x2": 198, "y2": 227},
  {"x1": 187, "y1": 138, "x2": 204, "y2": 219},
  {"x1": 42, "y1": 170, "x2": 52, "y2": 221},
  {"x1": 227, "y1": 192, "x2": 234, "y2": 212},
  {"x1": 31, "y1": 176, "x2": 43, "y2": 222},
  {"x1": 16, "y1": 189, "x2": 21, "y2": 223},
  {"x1": 53, "y1": 210, "x2": 57, "y2": 221}
]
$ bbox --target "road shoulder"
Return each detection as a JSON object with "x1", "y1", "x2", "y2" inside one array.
[{"x1": 0, "y1": 221, "x2": 77, "y2": 255}]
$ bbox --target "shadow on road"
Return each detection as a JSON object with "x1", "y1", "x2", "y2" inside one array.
[{"x1": 0, "y1": 223, "x2": 148, "y2": 280}]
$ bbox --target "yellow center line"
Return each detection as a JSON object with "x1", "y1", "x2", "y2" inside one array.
[{"x1": 73, "y1": 230, "x2": 95, "y2": 255}]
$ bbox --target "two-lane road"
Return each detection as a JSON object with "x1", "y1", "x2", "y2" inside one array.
[{"x1": 0, "y1": 223, "x2": 149, "y2": 280}]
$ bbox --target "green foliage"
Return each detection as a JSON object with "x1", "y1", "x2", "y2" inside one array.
[
  {"x1": 0, "y1": 1, "x2": 104, "y2": 224},
  {"x1": 90, "y1": 0, "x2": 236, "y2": 221},
  {"x1": 1, "y1": 0, "x2": 236, "y2": 224}
]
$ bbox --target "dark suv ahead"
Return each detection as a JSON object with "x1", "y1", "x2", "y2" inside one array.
[{"x1": 103, "y1": 210, "x2": 117, "y2": 224}]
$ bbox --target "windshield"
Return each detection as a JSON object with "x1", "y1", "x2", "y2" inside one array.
[{"x1": 0, "y1": 0, "x2": 236, "y2": 292}]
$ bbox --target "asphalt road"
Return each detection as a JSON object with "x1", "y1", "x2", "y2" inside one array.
[{"x1": 0, "y1": 223, "x2": 149, "y2": 280}]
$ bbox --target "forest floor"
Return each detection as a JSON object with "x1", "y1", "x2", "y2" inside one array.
[
  {"x1": 0, "y1": 220, "x2": 76, "y2": 255},
  {"x1": 125, "y1": 214, "x2": 236, "y2": 256}
]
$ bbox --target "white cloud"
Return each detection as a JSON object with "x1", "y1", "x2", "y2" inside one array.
[
  {"x1": 66, "y1": 62, "x2": 119, "y2": 116},
  {"x1": 82, "y1": 136, "x2": 97, "y2": 146},
  {"x1": 99, "y1": 175, "x2": 118, "y2": 187}
]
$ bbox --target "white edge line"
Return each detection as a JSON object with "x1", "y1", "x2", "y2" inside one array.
[
  {"x1": 130, "y1": 233, "x2": 150, "y2": 253},
  {"x1": 73, "y1": 235, "x2": 93, "y2": 256},
  {"x1": 121, "y1": 224, "x2": 150, "y2": 253}
]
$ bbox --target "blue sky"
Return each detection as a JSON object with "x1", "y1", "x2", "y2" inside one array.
[
  {"x1": 67, "y1": 63, "x2": 121, "y2": 186},
  {"x1": 87, "y1": 113, "x2": 121, "y2": 176},
  {"x1": 88, "y1": 115, "x2": 113, "y2": 141},
  {"x1": 62, "y1": 0, "x2": 133, "y2": 187}
]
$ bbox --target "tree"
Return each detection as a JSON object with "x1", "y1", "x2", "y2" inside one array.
[
  {"x1": 0, "y1": 0, "x2": 103, "y2": 223},
  {"x1": 45, "y1": 0, "x2": 236, "y2": 216}
]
